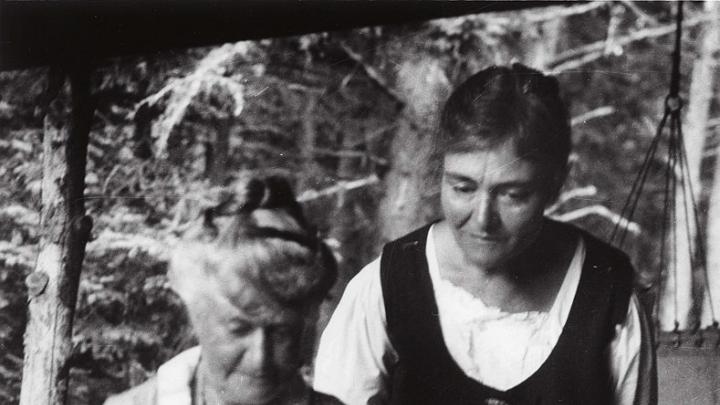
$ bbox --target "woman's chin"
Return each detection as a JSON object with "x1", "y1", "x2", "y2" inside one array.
[{"x1": 219, "y1": 376, "x2": 282, "y2": 405}]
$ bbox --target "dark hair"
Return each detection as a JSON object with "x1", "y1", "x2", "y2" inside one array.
[
  {"x1": 430, "y1": 63, "x2": 571, "y2": 198},
  {"x1": 169, "y1": 175, "x2": 337, "y2": 308}
]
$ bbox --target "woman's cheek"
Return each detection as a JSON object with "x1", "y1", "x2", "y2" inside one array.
[
  {"x1": 443, "y1": 199, "x2": 473, "y2": 223},
  {"x1": 505, "y1": 201, "x2": 544, "y2": 230}
]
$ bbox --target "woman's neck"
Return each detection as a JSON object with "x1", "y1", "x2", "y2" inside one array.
[{"x1": 433, "y1": 220, "x2": 576, "y2": 313}]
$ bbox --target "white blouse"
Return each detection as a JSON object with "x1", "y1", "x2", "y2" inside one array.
[
  {"x1": 313, "y1": 225, "x2": 645, "y2": 405},
  {"x1": 427, "y1": 227, "x2": 584, "y2": 390}
]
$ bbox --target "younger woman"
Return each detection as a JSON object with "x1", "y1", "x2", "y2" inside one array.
[{"x1": 314, "y1": 64, "x2": 656, "y2": 405}]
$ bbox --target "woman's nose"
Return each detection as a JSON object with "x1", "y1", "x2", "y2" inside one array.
[
  {"x1": 474, "y1": 194, "x2": 498, "y2": 232},
  {"x1": 243, "y1": 328, "x2": 271, "y2": 375}
]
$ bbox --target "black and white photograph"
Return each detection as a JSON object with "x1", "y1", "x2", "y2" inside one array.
[{"x1": 1, "y1": 1, "x2": 719, "y2": 404}]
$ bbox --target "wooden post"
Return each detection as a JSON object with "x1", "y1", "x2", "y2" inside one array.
[
  {"x1": 20, "y1": 64, "x2": 94, "y2": 405},
  {"x1": 377, "y1": 59, "x2": 449, "y2": 244}
]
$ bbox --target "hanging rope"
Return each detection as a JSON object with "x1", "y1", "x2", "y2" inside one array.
[{"x1": 609, "y1": 1, "x2": 718, "y2": 339}]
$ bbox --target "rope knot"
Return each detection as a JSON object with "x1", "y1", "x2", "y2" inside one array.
[{"x1": 664, "y1": 95, "x2": 683, "y2": 113}]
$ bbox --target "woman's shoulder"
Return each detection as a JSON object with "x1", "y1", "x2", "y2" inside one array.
[
  {"x1": 339, "y1": 256, "x2": 384, "y2": 313},
  {"x1": 103, "y1": 377, "x2": 157, "y2": 405},
  {"x1": 383, "y1": 223, "x2": 435, "y2": 249},
  {"x1": 549, "y1": 219, "x2": 636, "y2": 324},
  {"x1": 546, "y1": 218, "x2": 631, "y2": 265},
  {"x1": 103, "y1": 347, "x2": 200, "y2": 405}
]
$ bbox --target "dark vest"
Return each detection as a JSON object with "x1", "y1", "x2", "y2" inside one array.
[{"x1": 379, "y1": 221, "x2": 634, "y2": 405}]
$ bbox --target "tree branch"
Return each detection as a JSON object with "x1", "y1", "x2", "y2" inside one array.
[
  {"x1": 237, "y1": 124, "x2": 286, "y2": 138},
  {"x1": 338, "y1": 42, "x2": 405, "y2": 108},
  {"x1": 550, "y1": 51, "x2": 605, "y2": 73},
  {"x1": 571, "y1": 106, "x2": 616, "y2": 127},
  {"x1": 549, "y1": 16, "x2": 709, "y2": 70},
  {"x1": 545, "y1": 185, "x2": 599, "y2": 215},
  {"x1": 297, "y1": 175, "x2": 379, "y2": 202},
  {"x1": 346, "y1": 124, "x2": 398, "y2": 149},
  {"x1": 101, "y1": 165, "x2": 122, "y2": 195},
  {"x1": 548, "y1": 204, "x2": 641, "y2": 234},
  {"x1": 523, "y1": 1, "x2": 606, "y2": 23},
  {"x1": 233, "y1": 139, "x2": 301, "y2": 160},
  {"x1": 311, "y1": 147, "x2": 387, "y2": 165},
  {"x1": 619, "y1": 0, "x2": 659, "y2": 26}
]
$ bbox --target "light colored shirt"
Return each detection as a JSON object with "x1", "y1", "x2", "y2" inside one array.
[
  {"x1": 155, "y1": 346, "x2": 201, "y2": 405},
  {"x1": 313, "y1": 225, "x2": 646, "y2": 405},
  {"x1": 103, "y1": 346, "x2": 201, "y2": 405}
]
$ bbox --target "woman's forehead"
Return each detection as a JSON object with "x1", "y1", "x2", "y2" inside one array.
[
  {"x1": 210, "y1": 281, "x2": 296, "y2": 323},
  {"x1": 442, "y1": 142, "x2": 545, "y2": 181}
]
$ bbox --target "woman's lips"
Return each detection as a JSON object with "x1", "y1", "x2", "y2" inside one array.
[{"x1": 466, "y1": 233, "x2": 505, "y2": 242}]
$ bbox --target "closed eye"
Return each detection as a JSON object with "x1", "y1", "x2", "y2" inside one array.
[
  {"x1": 498, "y1": 188, "x2": 532, "y2": 202},
  {"x1": 228, "y1": 319, "x2": 254, "y2": 336},
  {"x1": 452, "y1": 184, "x2": 476, "y2": 194}
]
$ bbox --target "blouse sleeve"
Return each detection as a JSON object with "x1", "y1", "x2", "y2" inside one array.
[
  {"x1": 610, "y1": 293, "x2": 658, "y2": 405},
  {"x1": 313, "y1": 258, "x2": 398, "y2": 405}
]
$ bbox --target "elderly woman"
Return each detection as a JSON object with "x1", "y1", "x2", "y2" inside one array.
[
  {"x1": 314, "y1": 64, "x2": 656, "y2": 405},
  {"x1": 105, "y1": 175, "x2": 337, "y2": 405}
]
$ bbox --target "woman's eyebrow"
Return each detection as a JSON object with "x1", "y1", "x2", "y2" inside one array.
[
  {"x1": 495, "y1": 180, "x2": 536, "y2": 188},
  {"x1": 444, "y1": 172, "x2": 536, "y2": 187},
  {"x1": 444, "y1": 172, "x2": 476, "y2": 182},
  {"x1": 227, "y1": 314, "x2": 249, "y2": 324}
]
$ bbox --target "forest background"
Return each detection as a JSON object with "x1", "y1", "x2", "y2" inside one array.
[{"x1": 1, "y1": 2, "x2": 720, "y2": 404}]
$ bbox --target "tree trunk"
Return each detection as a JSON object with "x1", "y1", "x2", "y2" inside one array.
[
  {"x1": 300, "y1": 95, "x2": 318, "y2": 191},
  {"x1": 377, "y1": 116, "x2": 425, "y2": 243},
  {"x1": 659, "y1": 1, "x2": 719, "y2": 331},
  {"x1": 523, "y1": 17, "x2": 564, "y2": 70},
  {"x1": 377, "y1": 59, "x2": 449, "y2": 245},
  {"x1": 206, "y1": 115, "x2": 231, "y2": 185},
  {"x1": 20, "y1": 66, "x2": 94, "y2": 405},
  {"x1": 699, "y1": 0, "x2": 720, "y2": 328}
]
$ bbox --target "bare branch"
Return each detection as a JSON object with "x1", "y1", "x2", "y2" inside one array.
[
  {"x1": 297, "y1": 175, "x2": 379, "y2": 202},
  {"x1": 523, "y1": 1, "x2": 606, "y2": 23},
  {"x1": 549, "y1": 16, "x2": 709, "y2": 70},
  {"x1": 346, "y1": 124, "x2": 398, "y2": 149},
  {"x1": 233, "y1": 140, "x2": 301, "y2": 160},
  {"x1": 703, "y1": 145, "x2": 718, "y2": 158},
  {"x1": 476, "y1": 2, "x2": 606, "y2": 27},
  {"x1": 550, "y1": 51, "x2": 605, "y2": 73},
  {"x1": 571, "y1": 106, "x2": 616, "y2": 127},
  {"x1": 287, "y1": 83, "x2": 326, "y2": 94},
  {"x1": 548, "y1": 204, "x2": 641, "y2": 234},
  {"x1": 338, "y1": 42, "x2": 405, "y2": 107},
  {"x1": 311, "y1": 147, "x2": 388, "y2": 165},
  {"x1": 545, "y1": 185, "x2": 599, "y2": 215},
  {"x1": 101, "y1": 165, "x2": 122, "y2": 195},
  {"x1": 619, "y1": 0, "x2": 659, "y2": 26},
  {"x1": 603, "y1": 4, "x2": 624, "y2": 56},
  {"x1": 237, "y1": 124, "x2": 286, "y2": 137}
]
